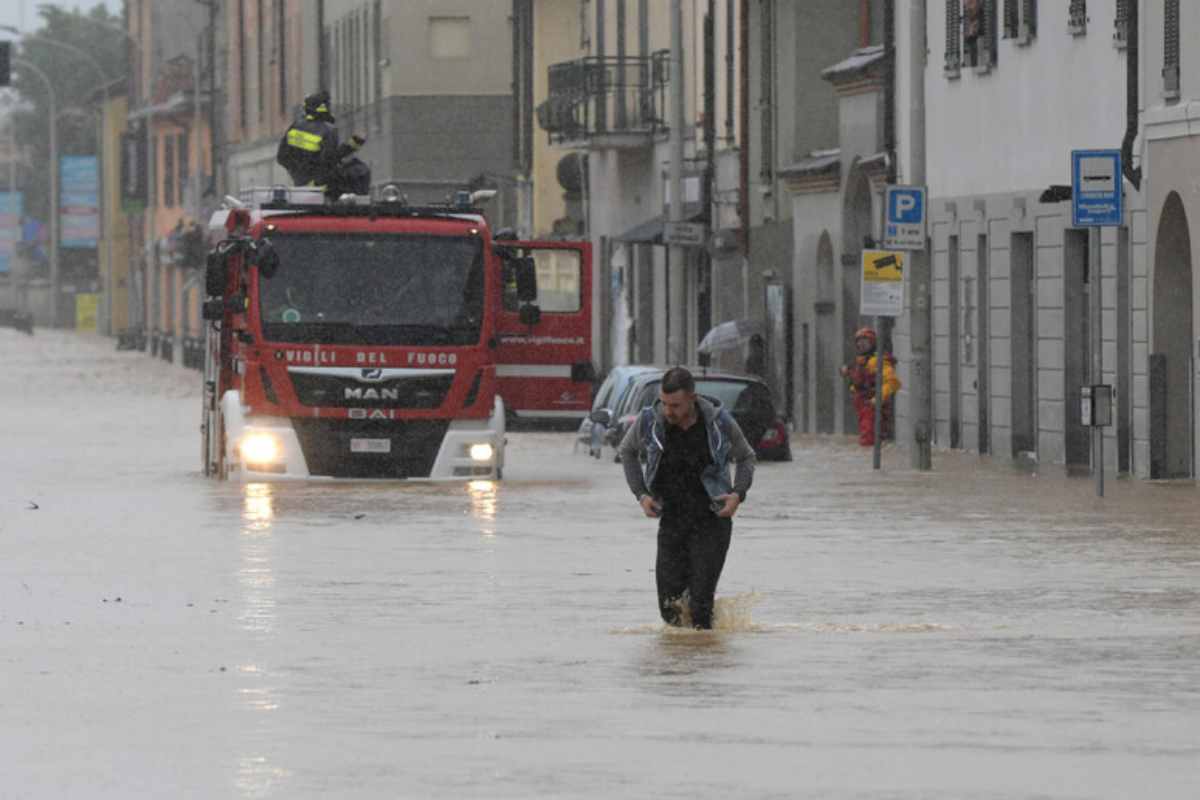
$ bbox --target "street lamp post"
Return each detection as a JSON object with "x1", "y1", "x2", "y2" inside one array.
[
  {"x1": 5, "y1": 27, "x2": 116, "y2": 329},
  {"x1": 4, "y1": 28, "x2": 114, "y2": 330},
  {"x1": 12, "y1": 57, "x2": 57, "y2": 327}
]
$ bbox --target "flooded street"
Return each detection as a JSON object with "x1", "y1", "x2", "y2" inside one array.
[{"x1": 3, "y1": 331, "x2": 1199, "y2": 798}]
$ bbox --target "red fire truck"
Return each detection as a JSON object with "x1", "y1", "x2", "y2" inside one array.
[{"x1": 200, "y1": 185, "x2": 593, "y2": 480}]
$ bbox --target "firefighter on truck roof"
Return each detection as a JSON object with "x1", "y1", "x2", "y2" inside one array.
[{"x1": 276, "y1": 90, "x2": 371, "y2": 200}]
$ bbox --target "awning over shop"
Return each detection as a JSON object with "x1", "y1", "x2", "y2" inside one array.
[{"x1": 615, "y1": 202, "x2": 704, "y2": 244}]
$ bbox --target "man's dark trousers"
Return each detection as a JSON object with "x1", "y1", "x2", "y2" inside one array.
[{"x1": 656, "y1": 515, "x2": 732, "y2": 629}]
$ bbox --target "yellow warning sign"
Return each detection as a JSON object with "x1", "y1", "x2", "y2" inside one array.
[
  {"x1": 862, "y1": 250, "x2": 905, "y2": 282},
  {"x1": 75, "y1": 293, "x2": 99, "y2": 332},
  {"x1": 860, "y1": 249, "x2": 905, "y2": 317}
]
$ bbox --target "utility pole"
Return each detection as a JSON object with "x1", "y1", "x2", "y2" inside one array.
[
  {"x1": 14, "y1": 58, "x2": 56, "y2": 327},
  {"x1": 1090, "y1": 226, "x2": 1104, "y2": 496},
  {"x1": 667, "y1": 0, "x2": 686, "y2": 365},
  {"x1": 908, "y1": 0, "x2": 932, "y2": 470}
]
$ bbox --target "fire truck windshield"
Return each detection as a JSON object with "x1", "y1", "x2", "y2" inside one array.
[{"x1": 259, "y1": 233, "x2": 485, "y2": 346}]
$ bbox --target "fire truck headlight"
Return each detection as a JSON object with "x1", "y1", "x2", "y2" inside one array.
[
  {"x1": 469, "y1": 443, "x2": 495, "y2": 462},
  {"x1": 240, "y1": 432, "x2": 282, "y2": 464}
]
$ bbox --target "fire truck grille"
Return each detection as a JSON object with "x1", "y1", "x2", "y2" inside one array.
[
  {"x1": 290, "y1": 373, "x2": 455, "y2": 409},
  {"x1": 291, "y1": 419, "x2": 450, "y2": 478}
]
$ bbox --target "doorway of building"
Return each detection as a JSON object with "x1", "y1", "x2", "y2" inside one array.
[
  {"x1": 948, "y1": 235, "x2": 962, "y2": 448},
  {"x1": 1150, "y1": 192, "x2": 1195, "y2": 478},
  {"x1": 1117, "y1": 227, "x2": 1132, "y2": 474},
  {"x1": 1064, "y1": 229, "x2": 1092, "y2": 471},
  {"x1": 1011, "y1": 232, "x2": 1037, "y2": 458},
  {"x1": 976, "y1": 234, "x2": 991, "y2": 455},
  {"x1": 815, "y1": 231, "x2": 837, "y2": 433},
  {"x1": 765, "y1": 282, "x2": 793, "y2": 420}
]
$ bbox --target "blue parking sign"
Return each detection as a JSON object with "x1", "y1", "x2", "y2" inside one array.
[{"x1": 884, "y1": 185, "x2": 926, "y2": 250}]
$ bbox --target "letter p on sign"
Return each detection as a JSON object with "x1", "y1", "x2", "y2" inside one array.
[{"x1": 884, "y1": 185, "x2": 927, "y2": 250}]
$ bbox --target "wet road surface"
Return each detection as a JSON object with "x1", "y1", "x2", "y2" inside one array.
[{"x1": 2, "y1": 331, "x2": 1199, "y2": 798}]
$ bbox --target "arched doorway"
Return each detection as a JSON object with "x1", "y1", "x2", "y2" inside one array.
[
  {"x1": 841, "y1": 166, "x2": 874, "y2": 434},
  {"x1": 815, "y1": 231, "x2": 836, "y2": 433},
  {"x1": 1151, "y1": 192, "x2": 1195, "y2": 478}
]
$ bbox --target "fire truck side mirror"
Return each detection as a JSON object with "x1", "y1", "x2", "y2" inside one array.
[
  {"x1": 519, "y1": 304, "x2": 541, "y2": 326},
  {"x1": 201, "y1": 299, "x2": 225, "y2": 321},
  {"x1": 205, "y1": 250, "x2": 227, "y2": 297},
  {"x1": 254, "y1": 238, "x2": 281, "y2": 279},
  {"x1": 515, "y1": 256, "x2": 538, "y2": 303}
]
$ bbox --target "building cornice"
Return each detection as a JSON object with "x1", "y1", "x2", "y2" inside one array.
[
  {"x1": 821, "y1": 45, "x2": 885, "y2": 97},
  {"x1": 780, "y1": 150, "x2": 841, "y2": 195},
  {"x1": 1143, "y1": 101, "x2": 1200, "y2": 142}
]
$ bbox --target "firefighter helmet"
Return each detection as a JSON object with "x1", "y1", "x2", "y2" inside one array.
[{"x1": 303, "y1": 90, "x2": 332, "y2": 119}]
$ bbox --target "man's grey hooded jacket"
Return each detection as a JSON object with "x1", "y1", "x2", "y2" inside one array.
[{"x1": 619, "y1": 395, "x2": 756, "y2": 504}]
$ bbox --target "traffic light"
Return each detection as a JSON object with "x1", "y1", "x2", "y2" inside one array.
[{"x1": 0, "y1": 42, "x2": 10, "y2": 87}]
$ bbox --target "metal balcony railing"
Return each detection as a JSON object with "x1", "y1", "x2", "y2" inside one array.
[{"x1": 536, "y1": 51, "x2": 670, "y2": 147}]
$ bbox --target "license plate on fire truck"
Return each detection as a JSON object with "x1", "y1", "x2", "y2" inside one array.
[{"x1": 350, "y1": 438, "x2": 392, "y2": 454}]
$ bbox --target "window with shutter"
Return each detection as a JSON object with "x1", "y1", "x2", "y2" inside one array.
[
  {"x1": 945, "y1": 0, "x2": 962, "y2": 78},
  {"x1": 1068, "y1": 0, "x2": 1086, "y2": 36},
  {"x1": 1021, "y1": 0, "x2": 1037, "y2": 41},
  {"x1": 1003, "y1": 0, "x2": 1018, "y2": 38},
  {"x1": 1113, "y1": 0, "x2": 1129, "y2": 49},
  {"x1": 1164, "y1": 0, "x2": 1180, "y2": 99},
  {"x1": 965, "y1": 0, "x2": 997, "y2": 72},
  {"x1": 1005, "y1": 0, "x2": 1036, "y2": 44}
]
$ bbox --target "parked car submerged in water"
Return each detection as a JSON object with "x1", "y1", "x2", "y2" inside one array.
[
  {"x1": 574, "y1": 365, "x2": 662, "y2": 457},
  {"x1": 586, "y1": 367, "x2": 792, "y2": 462}
]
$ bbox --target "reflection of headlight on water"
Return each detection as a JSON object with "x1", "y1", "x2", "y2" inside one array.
[
  {"x1": 469, "y1": 443, "x2": 494, "y2": 462},
  {"x1": 242, "y1": 482, "x2": 275, "y2": 526},
  {"x1": 240, "y1": 432, "x2": 282, "y2": 464}
]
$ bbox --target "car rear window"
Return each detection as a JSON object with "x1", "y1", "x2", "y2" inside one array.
[{"x1": 630, "y1": 378, "x2": 774, "y2": 417}]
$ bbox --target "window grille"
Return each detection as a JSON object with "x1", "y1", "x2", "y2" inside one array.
[
  {"x1": 177, "y1": 131, "x2": 188, "y2": 208},
  {"x1": 1164, "y1": 0, "x2": 1180, "y2": 99},
  {"x1": 1113, "y1": 0, "x2": 1129, "y2": 49},
  {"x1": 163, "y1": 135, "x2": 175, "y2": 209},
  {"x1": 1021, "y1": 0, "x2": 1037, "y2": 41},
  {"x1": 945, "y1": 0, "x2": 962, "y2": 77},
  {"x1": 1005, "y1": 0, "x2": 1036, "y2": 43},
  {"x1": 964, "y1": 0, "x2": 997, "y2": 72},
  {"x1": 1068, "y1": 0, "x2": 1086, "y2": 36},
  {"x1": 1003, "y1": 0, "x2": 1018, "y2": 39}
]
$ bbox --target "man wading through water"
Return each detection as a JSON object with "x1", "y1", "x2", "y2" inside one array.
[{"x1": 619, "y1": 367, "x2": 756, "y2": 629}]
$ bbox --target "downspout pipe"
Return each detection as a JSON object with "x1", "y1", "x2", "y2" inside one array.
[
  {"x1": 738, "y1": 0, "x2": 749, "y2": 256},
  {"x1": 883, "y1": 0, "x2": 896, "y2": 184},
  {"x1": 1121, "y1": 0, "x2": 1141, "y2": 190}
]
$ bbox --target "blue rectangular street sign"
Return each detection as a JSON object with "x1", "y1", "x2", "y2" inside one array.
[
  {"x1": 1071, "y1": 149, "x2": 1122, "y2": 227},
  {"x1": 884, "y1": 185, "x2": 926, "y2": 250}
]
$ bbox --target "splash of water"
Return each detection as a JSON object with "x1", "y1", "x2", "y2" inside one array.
[
  {"x1": 610, "y1": 593, "x2": 955, "y2": 636},
  {"x1": 610, "y1": 592, "x2": 764, "y2": 634}
]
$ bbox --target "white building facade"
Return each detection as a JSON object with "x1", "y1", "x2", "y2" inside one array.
[
  {"x1": 917, "y1": 0, "x2": 1148, "y2": 475},
  {"x1": 1141, "y1": 0, "x2": 1198, "y2": 479}
]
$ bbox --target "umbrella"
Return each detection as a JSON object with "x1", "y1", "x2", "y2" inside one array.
[{"x1": 697, "y1": 319, "x2": 762, "y2": 355}]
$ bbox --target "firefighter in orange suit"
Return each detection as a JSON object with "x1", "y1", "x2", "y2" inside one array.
[{"x1": 840, "y1": 327, "x2": 901, "y2": 447}]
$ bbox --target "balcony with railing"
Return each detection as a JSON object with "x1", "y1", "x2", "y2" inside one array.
[{"x1": 536, "y1": 51, "x2": 670, "y2": 149}]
